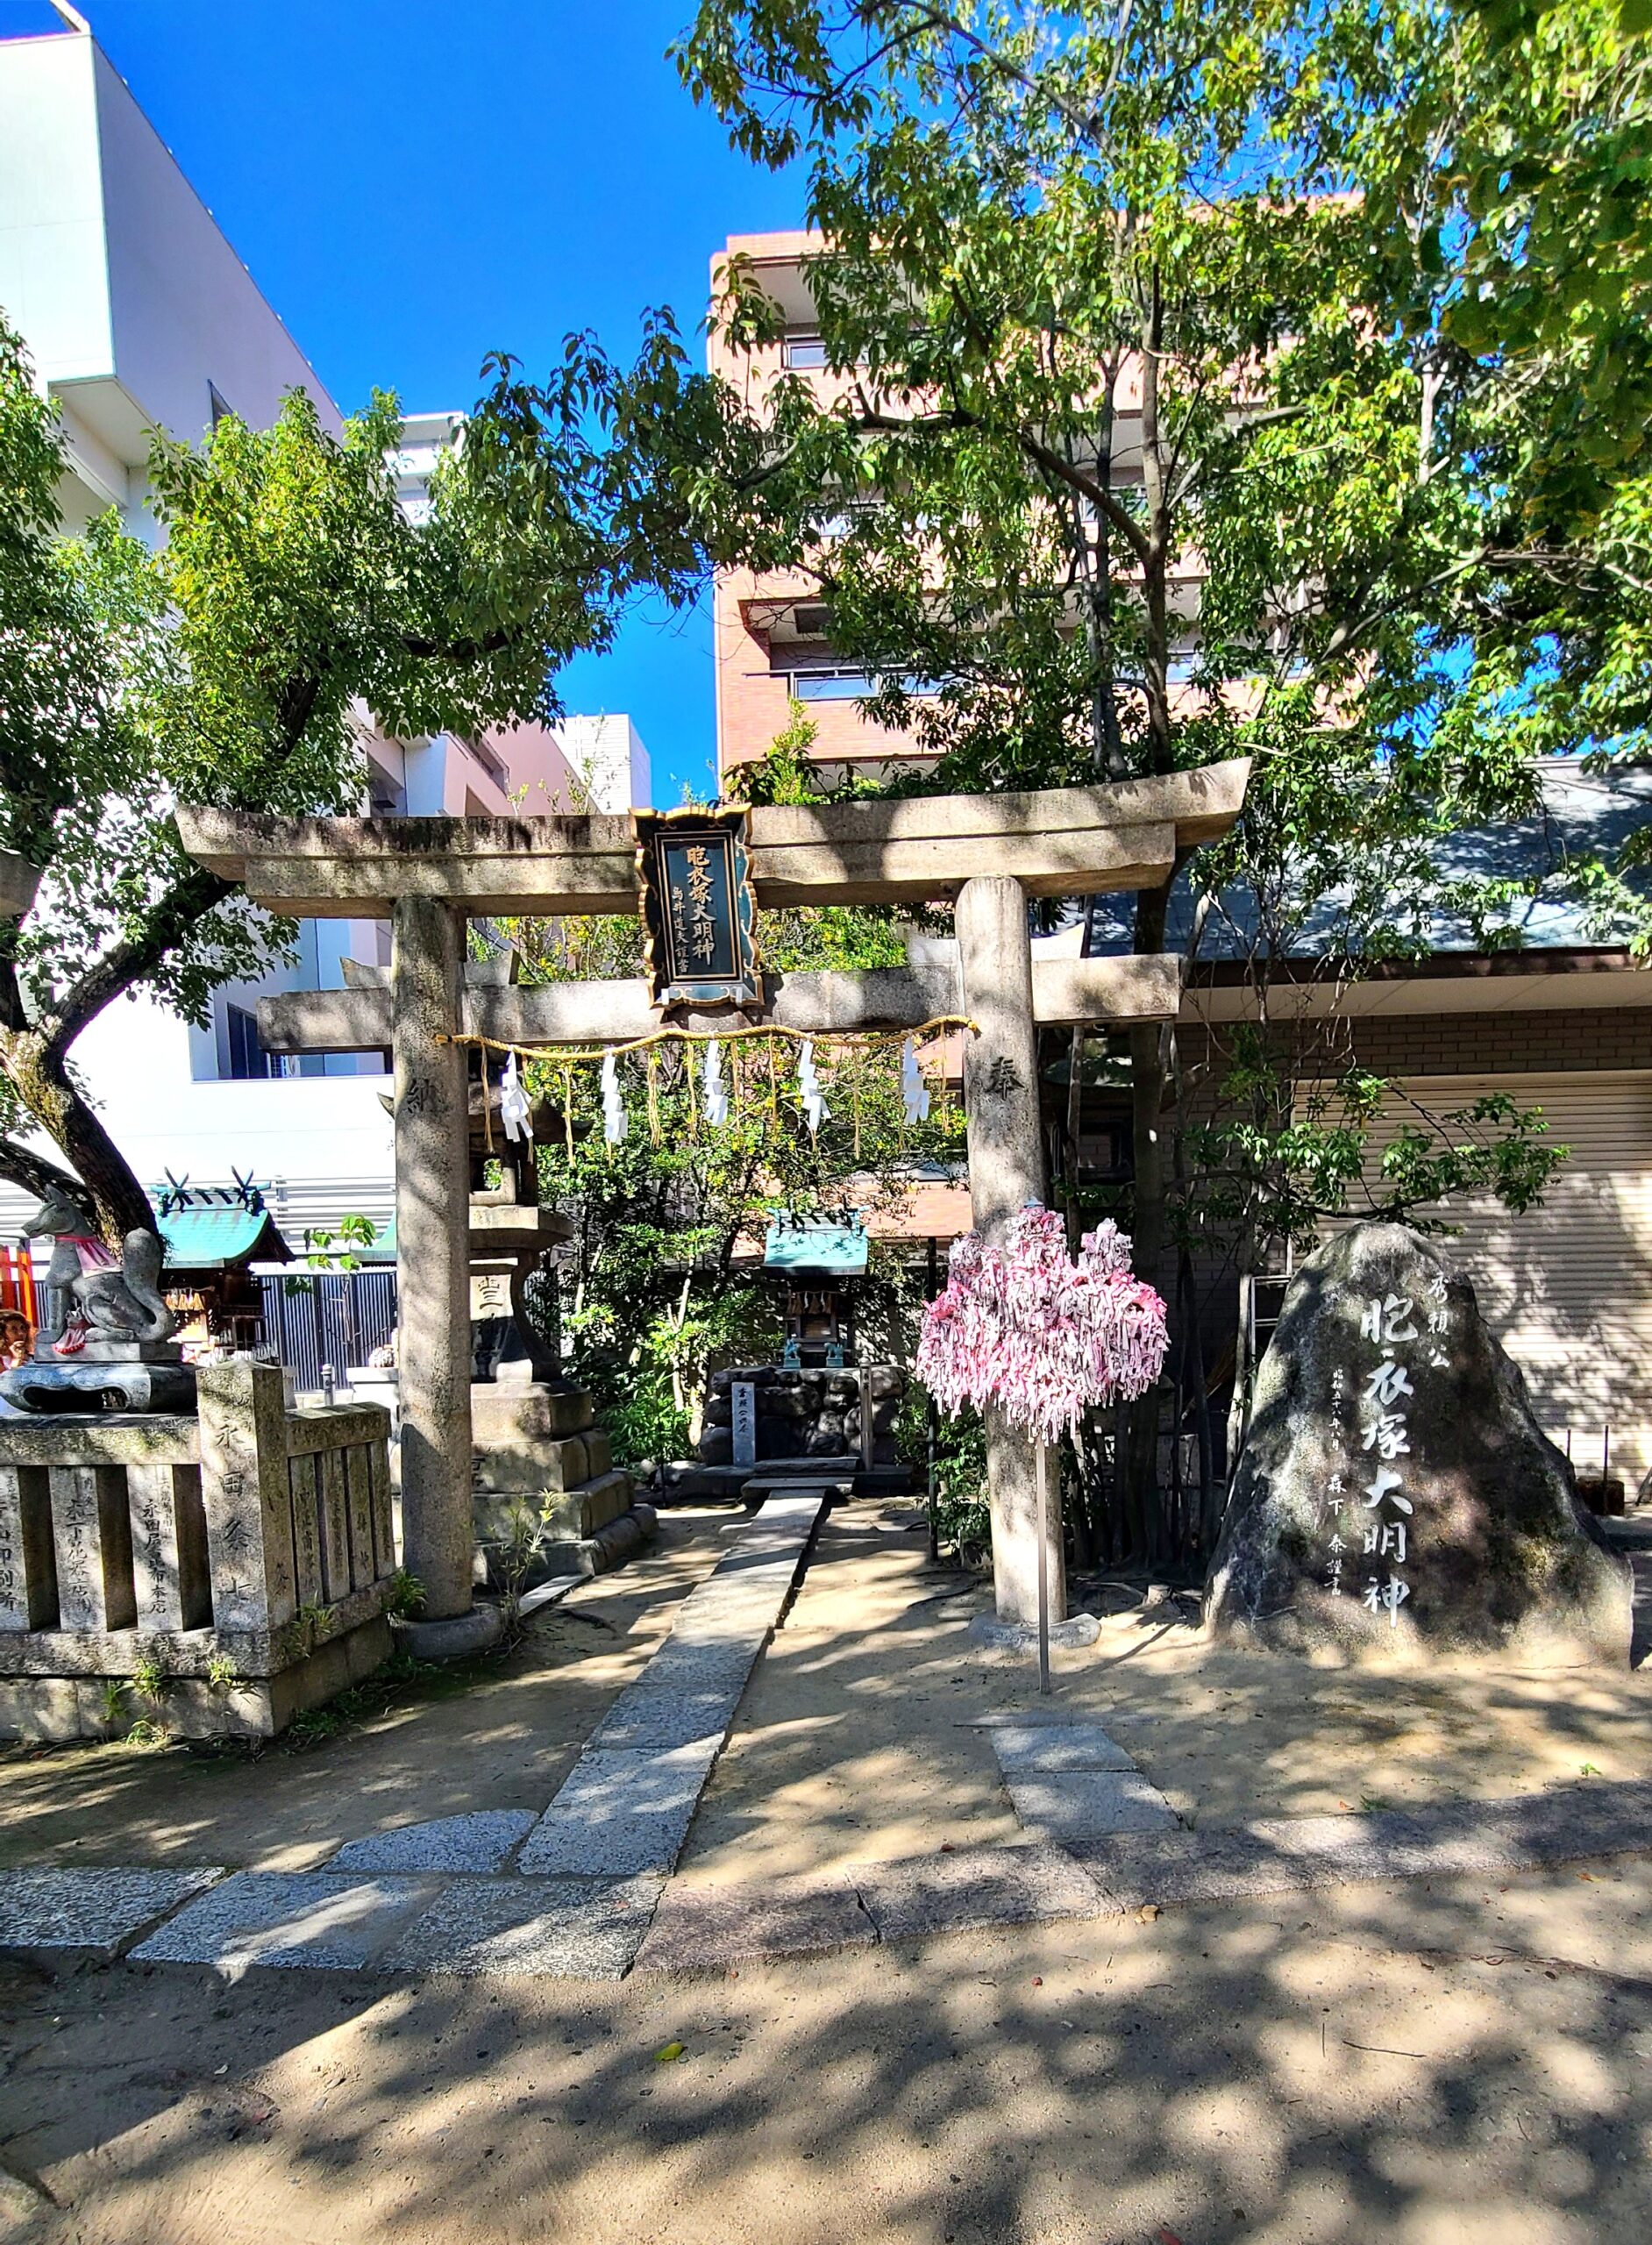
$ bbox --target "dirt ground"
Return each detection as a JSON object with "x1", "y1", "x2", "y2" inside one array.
[
  {"x1": 3, "y1": 1496, "x2": 1648, "y2": 1886},
  {"x1": 679, "y1": 1501, "x2": 1652, "y2": 1885},
  {"x1": 6, "y1": 1497, "x2": 1652, "y2": 2241},
  {"x1": 0, "y1": 1508, "x2": 741, "y2": 1876},
  {"x1": 7, "y1": 1857, "x2": 1652, "y2": 2245}
]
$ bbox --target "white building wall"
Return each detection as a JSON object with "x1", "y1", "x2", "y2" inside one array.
[
  {"x1": 0, "y1": 34, "x2": 110, "y2": 380},
  {"x1": 0, "y1": 25, "x2": 338, "y2": 531},
  {"x1": 89, "y1": 41, "x2": 338, "y2": 461},
  {"x1": 559, "y1": 713, "x2": 652, "y2": 812},
  {"x1": 0, "y1": 987, "x2": 396, "y2": 1251}
]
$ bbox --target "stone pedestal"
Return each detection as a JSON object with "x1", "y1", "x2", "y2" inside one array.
[
  {"x1": 699, "y1": 1364, "x2": 908, "y2": 1468},
  {"x1": 469, "y1": 1380, "x2": 645, "y2": 1586},
  {"x1": 2, "y1": 1341, "x2": 196, "y2": 1416}
]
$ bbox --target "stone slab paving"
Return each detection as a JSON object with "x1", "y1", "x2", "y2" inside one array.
[
  {"x1": 0, "y1": 1866, "x2": 222, "y2": 1962},
  {"x1": 989, "y1": 1722, "x2": 1141, "y2": 1775},
  {"x1": 381, "y1": 1873, "x2": 666, "y2": 1980},
  {"x1": 640, "y1": 1631, "x2": 770, "y2": 1686},
  {"x1": 635, "y1": 1873, "x2": 872, "y2": 1975},
  {"x1": 1004, "y1": 1768, "x2": 1180, "y2": 1840},
  {"x1": 587, "y1": 1682, "x2": 745, "y2": 1753},
  {"x1": 515, "y1": 1487, "x2": 831, "y2": 1882},
  {"x1": 9, "y1": 1776, "x2": 1652, "y2": 1982},
  {"x1": 990, "y1": 1713, "x2": 1180, "y2": 1839},
  {"x1": 853, "y1": 1843, "x2": 1105, "y2": 1942},
  {"x1": 328, "y1": 1810, "x2": 538, "y2": 1876},
  {"x1": 517, "y1": 1741, "x2": 723, "y2": 1878},
  {"x1": 130, "y1": 1871, "x2": 445, "y2": 1971},
  {"x1": 1073, "y1": 1779, "x2": 1652, "y2": 1910}
]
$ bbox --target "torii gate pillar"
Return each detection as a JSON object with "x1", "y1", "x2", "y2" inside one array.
[
  {"x1": 389, "y1": 894, "x2": 483, "y2": 1642},
  {"x1": 955, "y1": 876, "x2": 1065, "y2": 1629}
]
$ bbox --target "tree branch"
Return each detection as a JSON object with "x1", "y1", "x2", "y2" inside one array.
[
  {"x1": 42, "y1": 861, "x2": 236, "y2": 1058},
  {"x1": 0, "y1": 1133, "x2": 82, "y2": 1207}
]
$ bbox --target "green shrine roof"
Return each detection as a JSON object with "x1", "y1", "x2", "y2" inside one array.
[
  {"x1": 763, "y1": 1218, "x2": 868, "y2": 1278},
  {"x1": 155, "y1": 1206, "x2": 292, "y2": 1272}
]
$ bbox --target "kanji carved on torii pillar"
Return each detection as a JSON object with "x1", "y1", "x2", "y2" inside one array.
[{"x1": 178, "y1": 761, "x2": 1249, "y2": 1654}]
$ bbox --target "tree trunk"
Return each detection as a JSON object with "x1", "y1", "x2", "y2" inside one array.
[
  {"x1": 1124, "y1": 873, "x2": 1173, "y2": 1564},
  {"x1": 0, "y1": 1027, "x2": 153, "y2": 1244}
]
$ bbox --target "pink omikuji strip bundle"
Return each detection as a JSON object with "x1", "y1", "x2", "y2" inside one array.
[{"x1": 916, "y1": 1203, "x2": 1169, "y2": 1447}]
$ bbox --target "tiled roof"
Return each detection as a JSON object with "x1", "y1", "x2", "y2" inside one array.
[{"x1": 1083, "y1": 756, "x2": 1652, "y2": 961}]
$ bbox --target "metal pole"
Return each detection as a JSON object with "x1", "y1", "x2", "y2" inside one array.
[{"x1": 1036, "y1": 1439, "x2": 1050, "y2": 1695}]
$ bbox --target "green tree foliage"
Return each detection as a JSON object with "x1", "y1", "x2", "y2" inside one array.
[
  {"x1": 528, "y1": 1035, "x2": 957, "y2": 1465},
  {"x1": 673, "y1": 0, "x2": 1619, "y2": 1541},
  {"x1": 674, "y1": 0, "x2": 1594, "y2": 1258},
  {"x1": 0, "y1": 314, "x2": 721, "y2": 1239}
]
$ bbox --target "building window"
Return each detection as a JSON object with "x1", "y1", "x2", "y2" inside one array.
[
  {"x1": 783, "y1": 332, "x2": 830, "y2": 370},
  {"x1": 788, "y1": 666, "x2": 941, "y2": 702},
  {"x1": 793, "y1": 666, "x2": 876, "y2": 702},
  {"x1": 226, "y1": 1004, "x2": 278, "y2": 1080},
  {"x1": 461, "y1": 734, "x2": 509, "y2": 789}
]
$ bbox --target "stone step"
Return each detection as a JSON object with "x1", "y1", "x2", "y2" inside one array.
[{"x1": 539, "y1": 1468, "x2": 632, "y2": 1543}]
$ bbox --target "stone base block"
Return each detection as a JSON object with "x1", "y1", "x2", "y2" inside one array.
[
  {"x1": 1, "y1": 1361, "x2": 198, "y2": 1415},
  {"x1": 393, "y1": 1603, "x2": 503, "y2": 1663},
  {"x1": 475, "y1": 1468, "x2": 637, "y2": 1589},
  {"x1": 540, "y1": 1468, "x2": 632, "y2": 1541},
  {"x1": 472, "y1": 1430, "x2": 616, "y2": 1498},
  {"x1": 470, "y1": 1381, "x2": 595, "y2": 1445},
  {"x1": 0, "y1": 1614, "x2": 394, "y2": 1743},
  {"x1": 535, "y1": 1501, "x2": 659, "y2": 1583}
]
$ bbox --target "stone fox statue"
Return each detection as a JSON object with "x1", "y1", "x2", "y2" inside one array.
[{"x1": 18, "y1": 1189, "x2": 178, "y2": 1347}]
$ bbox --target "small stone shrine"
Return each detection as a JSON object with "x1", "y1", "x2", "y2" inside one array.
[
  {"x1": 1206, "y1": 1223, "x2": 1633, "y2": 1664},
  {"x1": 763, "y1": 1208, "x2": 867, "y2": 1365}
]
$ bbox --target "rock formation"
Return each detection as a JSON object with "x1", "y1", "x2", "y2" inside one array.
[{"x1": 1206, "y1": 1223, "x2": 1632, "y2": 1665}]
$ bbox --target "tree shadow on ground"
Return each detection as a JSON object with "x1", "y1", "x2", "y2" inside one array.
[{"x1": 4, "y1": 1849, "x2": 1652, "y2": 2245}]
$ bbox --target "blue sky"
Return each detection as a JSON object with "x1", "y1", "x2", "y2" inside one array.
[{"x1": 4, "y1": 0, "x2": 807, "y2": 804}]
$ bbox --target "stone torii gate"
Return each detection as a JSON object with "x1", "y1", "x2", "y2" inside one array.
[{"x1": 179, "y1": 761, "x2": 1247, "y2": 1656}]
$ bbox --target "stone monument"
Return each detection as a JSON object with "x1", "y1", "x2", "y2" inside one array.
[
  {"x1": 0, "y1": 1190, "x2": 196, "y2": 1415},
  {"x1": 1206, "y1": 1223, "x2": 1633, "y2": 1665}
]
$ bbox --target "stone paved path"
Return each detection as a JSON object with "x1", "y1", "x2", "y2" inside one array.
[
  {"x1": 0, "y1": 1490, "x2": 830, "y2": 1981},
  {"x1": 8, "y1": 1771, "x2": 1652, "y2": 1982},
  {"x1": 6, "y1": 1493, "x2": 1652, "y2": 1984}
]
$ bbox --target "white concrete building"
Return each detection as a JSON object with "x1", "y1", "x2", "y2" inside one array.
[
  {"x1": 0, "y1": 6, "x2": 341, "y2": 529},
  {"x1": 0, "y1": 9, "x2": 651, "y2": 1248},
  {"x1": 559, "y1": 716, "x2": 653, "y2": 816}
]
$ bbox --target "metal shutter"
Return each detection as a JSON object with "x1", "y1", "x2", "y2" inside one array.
[{"x1": 1330, "y1": 1070, "x2": 1652, "y2": 1489}]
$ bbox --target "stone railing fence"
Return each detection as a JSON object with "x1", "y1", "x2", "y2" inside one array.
[{"x1": 0, "y1": 1361, "x2": 397, "y2": 1743}]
